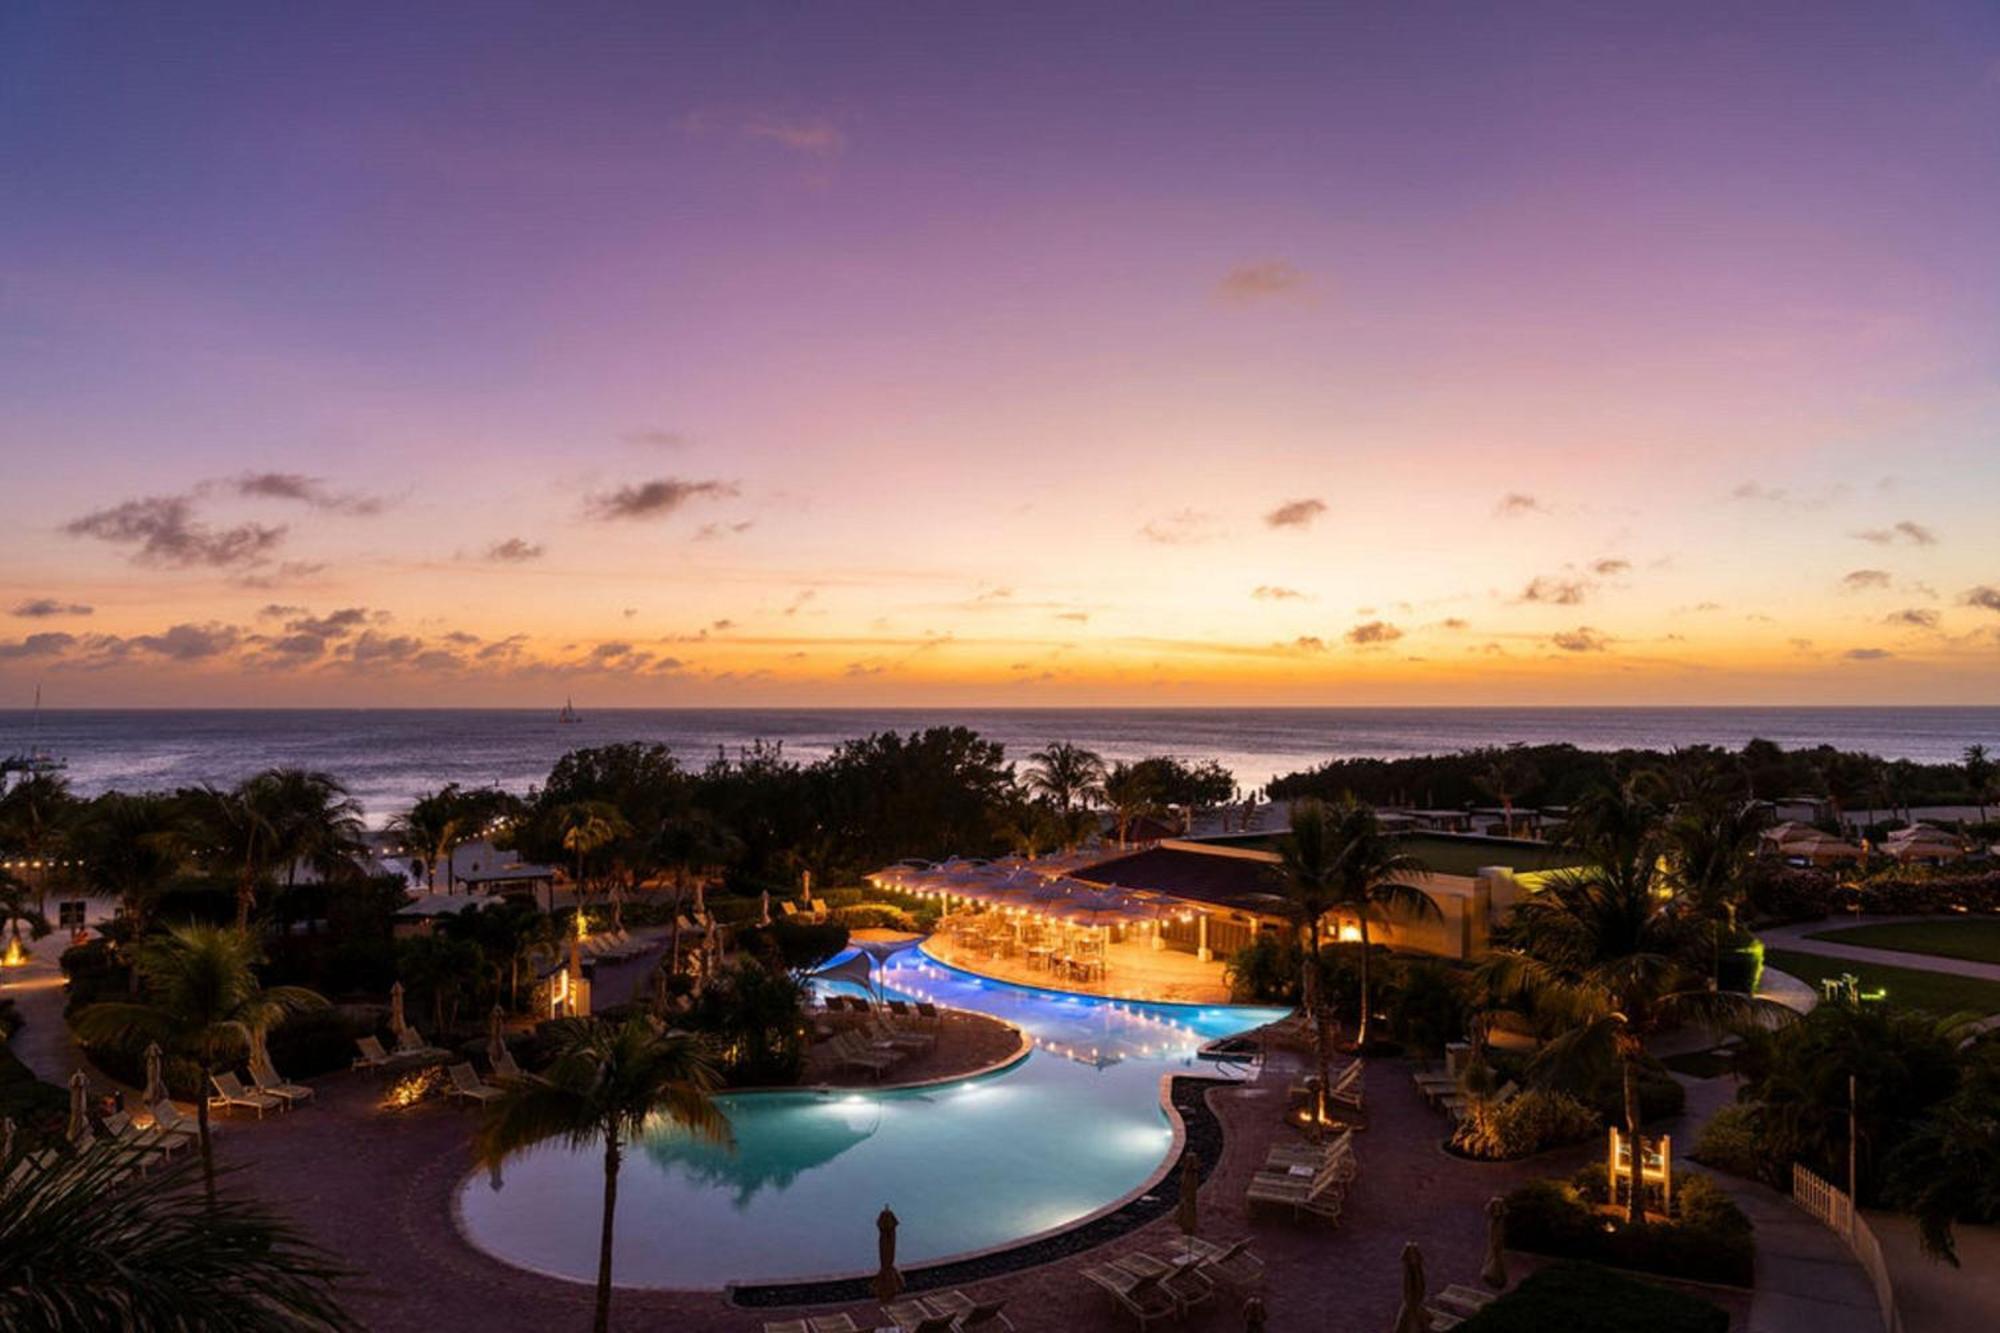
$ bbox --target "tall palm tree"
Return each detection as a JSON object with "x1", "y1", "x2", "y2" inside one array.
[
  {"x1": 1271, "y1": 799, "x2": 1435, "y2": 1124},
  {"x1": 257, "y1": 768, "x2": 365, "y2": 896},
  {"x1": 1099, "y1": 761, "x2": 1163, "y2": 847},
  {"x1": 1662, "y1": 794, "x2": 1770, "y2": 986},
  {"x1": 199, "y1": 783, "x2": 276, "y2": 931},
  {"x1": 1965, "y1": 744, "x2": 1995, "y2": 824},
  {"x1": 73, "y1": 925, "x2": 325, "y2": 1202},
  {"x1": 0, "y1": 772, "x2": 76, "y2": 914},
  {"x1": 1023, "y1": 742, "x2": 1106, "y2": 822},
  {"x1": 474, "y1": 1015, "x2": 730, "y2": 1333},
  {"x1": 1481, "y1": 781, "x2": 1785, "y2": 1222},
  {"x1": 390, "y1": 784, "x2": 515, "y2": 892},
  {"x1": 75, "y1": 793, "x2": 190, "y2": 949},
  {"x1": 0, "y1": 868, "x2": 50, "y2": 961},
  {"x1": 557, "y1": 801, "x2": 631, "y2": 912},
  {"x1": 0, "y1": 1144, "x2": 356, "y2": 1331}
]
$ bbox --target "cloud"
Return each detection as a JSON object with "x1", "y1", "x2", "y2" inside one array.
[
  {"x1": 1730, "y1": 481, "x2": 1787, "y2": 503},
  {"x1": 128, "y1": 622, "x2": 241, "y2": 661},
  {"x1": 65, "y1": 495, "x2": 286, "y2": 569},
  {"x1": 231, "y1": 561, "x2": 327, "y2": 590},
  {"x1": 710, "y1": 619, "x2": 735, "y2": 632},
  {"x1": 1055, "y1": 611, "x2": 1090, "y2": 623},
  {"x1": 1589, "y1": 559, "x2": 1631, "y2": 577},
  {"x1": 1518, "y1": 576, "x2": 1589, "y2": 605},
  {"x1": 1494, "y1": 493, "x2": 1546, "y2": 517},
  {"x1": 1346, "y1": 620, "x2": 1403, "y2": 646},
  {"x1": 693, "y1": 520, "x2": 755, "y2": 541},
  {"x1": 256, "y1": 603, "x2": 306, "y2": 619},
  {"x1": 1841, "y1": 569, "x2": 1892, "y2": 591},
  {"x1": 583, "y1": 478, "x2": 739, "y2": 521},
  {"x1": 742, "y1": 114, "x2": 847, "y2": 157},
  {"x1": 1854, "y1": 520, "x2": 1938, "y2": 546},
  {"x1": 9, "y1": 598, "x2": 92, "y2": 618},
  {"x1": 783, "y1": 589, "x2": 817, "y2": 617},
  {"x1": 622, "y1": 428, "x2": 689, "y2": 448},
  {"x1": 1140, "y1": 509, "x2": 1220, "y2": 545},
  {"x1": 223, "y1": 472, "x2": 384, "y2": 516},
  {"x1": 1964, "y1": 586, "x2": 2000, "y2": 614},
  {"x1": 1843, "y1": 647, "x2": 1893, "y2": 661},
  {"x1": 283, "y1": 608, "x2": 370, "y2": 638},
  {"x1": 1551, "y1": 626, "x2": 1611, "y2": 653},
  {"x1": 1885, "y1": 608, "x2": 1939, "y2": 629},
  {"x1": 1217, "y1": 260, "x2": 1307, "y2": 303},
  {"x1": 1439, "y1": 617, "x2": 1470, "y2": 631},
  {"x1": 1289, "y1": 636, "x2": 1328, "y2": 654},
  {"x1": 1252, "y1": 585, "x2": 1306, "y2": 601},
  {"x1": 485, "y1": 537, "x2": 545, "y2": 562},
  {"x1": 1264, "y1": 498, "x2": 1328, "y2": 529},
  {"x1": 0, "y1": 632, "x2": 78, "y2": 660}
]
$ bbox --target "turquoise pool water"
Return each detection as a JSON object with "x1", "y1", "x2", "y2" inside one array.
[{"x1": 455, "y1": 947, "x2": 1284, "y2": 1288}]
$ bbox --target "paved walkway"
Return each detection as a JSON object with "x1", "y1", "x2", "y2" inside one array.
[
  {"x1": 1760, "y1": 918, "x2": 2000, "y2": 984},
  {"x1": 3, "y1": 916, "x2": 125, "y2": 1092}
]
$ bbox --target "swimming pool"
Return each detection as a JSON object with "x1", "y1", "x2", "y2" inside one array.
[{"x1": 454, "y1": 946, "x2": 1284, "y2": 1288}]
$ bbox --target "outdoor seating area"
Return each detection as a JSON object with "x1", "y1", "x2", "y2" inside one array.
[
  {"x1": 1245, "y1": 1124, "x2": 1359, "y2": 1224},
  {"x1": 816, "y1": 995, "x2": 942, "y2": 1079}
]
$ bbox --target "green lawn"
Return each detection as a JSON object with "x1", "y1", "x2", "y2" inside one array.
[
  {"x1": 1804, "y1": 918, "x2": 2000, "y2": 967},
  {"x1": 1762, "y1": 948, "x2": 2000, "y2": 1018}
]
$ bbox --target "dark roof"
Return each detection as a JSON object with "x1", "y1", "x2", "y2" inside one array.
[{"x1": 1072, "y1": 847, "x2": 1293, "y2": 916}]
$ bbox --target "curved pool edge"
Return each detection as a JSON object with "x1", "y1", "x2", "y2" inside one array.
[{"x1": 914, "y1": 936, "x2": 1237, "y2": 1009}]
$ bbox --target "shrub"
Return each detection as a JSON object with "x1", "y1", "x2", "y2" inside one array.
[
  {"x1": 735, "y1": 921, "x2": 850, "y2": 972},
  {"x1": 1456, "y1": 1262, "x2": 1728, "y2": 1333},
  {"x1": 1716, "y1": 932, "x2": 1764, "y2": 995},
  {"x1": 58, "y1": 939, "x2": 130, "y2": 1015},
  {"x1": 1691, "y1": 1102, "x2": 1773, "y2": 1184},
  {"x1": 1746, "y1": 869, "x2": 1835, "y2": 925},
  {"x1": 1503, "y1": 1168, "x2": 1755, "y2": 1287},
  {"x1": 1452, "y1": 1089, "x2": 1601, "y2": 1160},
  {"x1": 832, "y1": 904, "x2": 917, "y2": 932}
]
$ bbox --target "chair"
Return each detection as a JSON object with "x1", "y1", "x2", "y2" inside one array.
[
  {"x1": 922, "y1": 1290, "x2": 1012, "y2": 1332},
  {"x1": 208, "y1": 1071, "x2": 284, "y2": 1118},
  {"x1": 881, "y1": 1303, "x2": 954, "y2": 1333},
  {"x1": 828, "y1": 1032, "x2": 894, "y2": 1077},
  {"x1": 762, "y1": 1316, "x2": 859, "y2": 1333},
  {"x1": 102, "y1": 1111, "x2": 178, "y2": 1162},
  {"x1": 915, "y1": 1001, "x2": 944, "y2": 1025},
  {"x1": 1109, "y1": 1252, "x2": 1213, "y2": 1315},
  {"x1": 397, "y1": 1027, "x2": 446, "y2": 1059},
  {"x1": 249, "y1": 1057, "x2": 314, "y2": 1106},
  {"x1": 1082, "y1": 1265, "x2": 1177, "y2": 1329},
  {"x1": 353, "y1": 1035, "x2": 395, "y2": 1070},
  {"x1": 491, "y1": 1043, "x2": 526, "y2": 1082},
  {"x1": 152, "y1": 1100, "x2": 199, "y2": 1142},
  {"x1": 447, "y1": 1062, "x2": 505, "y2": 1105},
  {"x1": 874, "y1": 1013, "x2": 934, "y2": 1052},
  {"x1": 1181, "y1": 1236, "x2": 1263, "y2": 1294}
]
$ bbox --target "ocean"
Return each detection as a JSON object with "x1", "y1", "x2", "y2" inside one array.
[{"x1": 4, "y1": 707, "x2": 1996, "y2": 828}]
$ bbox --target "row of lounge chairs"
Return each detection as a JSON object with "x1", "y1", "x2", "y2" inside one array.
[
  {"x1": 1082, "y1": 1234, "x2": 1264, "y2": 1329},
  {"x1": 207, "y1": 1064, "x2": 313, "y2": 1119},
  {"x1": 1245, "y1": 1127, "x2": 1357, "y2": 1224},
  {"x1": 1287, "y1": 1058, "x2": 1365, "y2": 1118},
  {"x1": 760, "y1": 1285, "x2": 1009, "y2": 1333},
  {"x1": 822, "y1": 996, "x2": 943, "y2": 1025},
  {"x1": 1424, "y1": 1283, "x2": 1497, "y2": 1330},
  {"x1": 577, "y1": 928, "x2": 650, "y2": 962},
  {"x1": 353, "y1": 1028, "x2": 450, "y2": 1071},
  {"x1": 1412, "y1": 1069, "x2": 1517, "y2": 1122},
  {"x1": 8, "y1": 1100, "x2": 207, "y2": 1191},
  {"x1": 823, "y1": 1007, "x2": 938, "y2": 1078}
]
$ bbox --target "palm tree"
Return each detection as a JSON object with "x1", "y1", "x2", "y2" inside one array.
[
  {"x1": 1271, "y1": 799, "x2": 1435, "y2": 1124},
  {"x1": 75, "y1": 793, "x2": 190, "y2": 950},
  {"x1": 557, "y1": 801, "x2": 631, "y2": 912},
  {"x1": 474, "y1": 1015, "x2": 730, "y2": 1333},
  {"x1": 1475, "y1": 748, "x2": 1538, "y2": 837},
  {"x1": 257, "y1": 768, "x2": 365, "y2": 896},
  {"x1": 1023, "y1": 742, "x2": 1106, "y2": 823},
  {"x1": 199, "y1": 783, "x2": 276, "y2": 931},
  {"x1": 0, "y1": 771, "x2": 75, "y2": 914},
  {"x1": 1965, "y1": 744, "x2": 1994, "y2": 824},
  {"x1": 0, "y1": 1144, "x2": 356, "y2": 1330},
  {"x1": 73, "y1": 925, "x2": 325, "y2": 1202},
  {"x1": 0, "y1": 868, "x2": 50, "y2": 961},
  {"x1": 1480, "y1": 781, "x2": 1784, "y2": 1222},
  {"x1": 390, "y1": 784, "x2": 514, "y2": 892},
  {"x1": 1100, "y1": 761, "x2": 1163, "y2": 847},
  {"x1": 1662, "y1": 795, "x2": 1770, "y2": 986}
]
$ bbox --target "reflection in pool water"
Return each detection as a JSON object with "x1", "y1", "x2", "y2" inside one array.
[{"x1": 455, "y1": 947, "x2": 1284, "y2": 1288}]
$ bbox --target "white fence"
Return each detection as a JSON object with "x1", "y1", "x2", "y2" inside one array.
[{"x1": 1790, "y1": 1164, "x2": 1904, "y2": 1333}]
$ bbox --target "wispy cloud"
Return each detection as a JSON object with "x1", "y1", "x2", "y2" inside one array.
[
  {"x1": 9, "y1": 598, "x2": 92, "y2": 618},
  {"x1": 1217, "y1": 260, "x2": 1307, "y2": 304},
  {"x1": 221, "y1": 472, "x2": 385, "y2": 516},
  {"x1": 742, "y1": 114, "x2": 847, "y2": 157},
  {"x1": 1885, "y1": 608, "x2": 1939, "y2": 629},
  {"x1": 1589, "y1": 558, "x2": 1631, "y2": 577},
  {"x1": 1551, "y1": 626, "x2": 1611, "y2": 653},
  {"x1": 583, "y1": 478, "x2": 739, "y2": 521},
  {"x1": 1964, "y1": 586, "x2": 2000, "y2": 614},
  {"x1": 65, "y1": 495, "x2": 286, "y2": 569},
  {"x1": 1854, "y1": 519, "x2": 1938, "y2": 547},
  {"x1": 1841, "y1": 569, "x2": 1892, "y2": 591},
  {"x1": 1264, "y1": 498, "x2": 1327, "y2": 529},
  {"x1": 1518, "y1": 576, "x2": 1589, "y2": 606},
  {"x1": 484, "y1": 537, "x2": 545, "y2": 563},
  {"x1": 1844, "y1": 647, "x2": 1893, "y2": 661},
  {"x1": 622, "y1": 428, "x2": 689, "y2": 448},
  {"x1": 1140, "y1": 509, "x2": 1220, "y2": 546},
  {"x1": 693, "y1": 520, "x2": 755, "y2": 542},
  {"x1": 1252, "y1": 585, "x2": 1306, "y2": 601},
  {"x1": 1346, "y1": 620, "x2": 1403, "y2": 646},
  {"x1": 1495, "y1": 493, "x2": 1546, "y2": 517}
]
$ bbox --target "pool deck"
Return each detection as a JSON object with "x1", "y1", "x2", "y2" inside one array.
[{"x1": 919, "y1": 935, "x2": 1235, "y2": 1006}]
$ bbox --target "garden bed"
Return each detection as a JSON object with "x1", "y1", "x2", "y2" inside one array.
[{"x1": 1457, "y1": 1262, "x2": 1729, "y2": 1333}]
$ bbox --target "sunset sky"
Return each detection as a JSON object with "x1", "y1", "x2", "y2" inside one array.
[{"x1": 4, "y1": 2, "x2": 1999, "y2": 707}]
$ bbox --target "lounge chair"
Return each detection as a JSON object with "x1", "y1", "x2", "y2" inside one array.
[
  {"x1": 1181, "y1": 1236, "x2": 1263, "y2": 1294},
  {"x1": 249, "y1": 1057, "x2": 314, "y2": 1106},
  {"x1": 1434, "y1": 1284, "x2": 1496, "y2": 1316},
  {"x1": 447, "y1": 1062, "x2": 505, "y2": 1105},
  {"x1": 1082, "y1": 1265, "x2": 1177, "y2": 1329},
  {"x1": 396, "y1": 1027, "x2": 447, "y2": 1059},
  {"x1": 922, "y1": 1290, "x2": 1012, "y2": 1331},
  {"x1": 1109, "y1": 1252, "x2": 1213, "y2": 1315},
  {"x1": 353, "y1": 1035, "x2": 395, "y2": 1070},
  {"x1": 827, "y1": 1031, "x2": 895, "y2": 1078},
  {"x1": 764, "y1": 1317, "x2": 860, "y2": 1333},
  {"x1": 208, "y1": 1071, "x2": 284, "y2": 1118},
  {"x1": 873, "y1": 1014, "x2": 934, "y2": 1052},
  {"x1": 101, "y1": 1111, "x2": 174, "y2": 1164},
  {"x1": 880, "y1": 1303, "x2": 954, "y2": 1333},
  {"x1": 152, "y1": 1100, "x2": 199, "y2": 1142},
  {"x1": 491, "y1": 1043, "x2": 526, "y2": 1082},
  {"x1": 915, "y1": 1001, "x2": 944, "y2": 1025}
]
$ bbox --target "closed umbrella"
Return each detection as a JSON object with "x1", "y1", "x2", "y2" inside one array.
[
  {"x1": 1176, "y1": 1152, "x2": 1202, "y2": 1259},
  {"x1": 760, "y1": 891, "x2": 772, "y2": 926},
  {"x1": 1392, "y1": 1242, "x2": 1429, "y2": 1333},
  {"x1": 66, "y1": 1070, "x2": 89, "y2": 1146},
  {"x1": 389, "y1": 981, "x2": 407, "y2": 1036},
  {"x1": 143, "y1": 1041, "x2": 168, "y2": 1109},
  {"x1": 1482, "y1": 1195, "x2": 1509, "y2": 1289},
  {"x1": 693, "y1": 881, "x2": 706, "y2": 919},
  {"x1": 871, "y1": 1205, "x2": 904, "y2": 1303},
  {"x1": 2, "y1": 1115, "x2": 16, "y2": 1164},
  {"x1": 800, "y1": 869, "x2": 813, "y2": 907},
  {"x1": 609, "y1": 881, "x2": 625, "y2": 932},
  {"x1": 487, "y1": 1005, "x2": 507, "y2": 1069}
]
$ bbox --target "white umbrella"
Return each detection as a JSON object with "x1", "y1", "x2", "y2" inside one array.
[
  {"x1": 487, "y1": 1004, "x2": 507, "y2": 1068},
  {"x1": 760, "y1": 890, "x2": 772, "y2": 926},
  {"x1": 66, "y1": 1070, "x2": 90, "y2": 1146},
  {"x1": 2, "y1": 1116, "x2": 16, "y2": 1164},
  {"x1": 1392, "y1": 1242, "x2": 1429, "y2": 1333},
  {"x1": 389, "y1": 981, "x2": 408, "y2": 1036},
  {"x1": 143, "y1": 1041, "x2": 168, "y2": 1108}
]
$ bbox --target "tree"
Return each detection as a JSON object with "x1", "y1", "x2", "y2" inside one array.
[
  {"x1": 1023, "y1": 742, "x2": 1106, "y2": 820},
  {"x1": 256, "y1": 768, "x2": 366, "y2": 895},
  {"x1": 391, "y1": 784, "x2": 515, "y2": 892},
  {"x1": 1100, "y1": 761, "x2": 1164, "y2": 846},
  {"x1": 1480, "y1": 781, "x2": 1783, "y2": 1222},
  {"x1": 73, "y1": 925, "x2": 325, "y2": 1202},
  {"x1": 1271, "y1": 799, "x2": 1435, "y2": 1126},
  {"x1": 1662, "y1": 794, "x2": 1769, "y2": 985},
  {"x1": 474, "y1": 1015, "x2": 730, "y2": 1333},
  {"x1": 75, "y1": 794, "x2": 190, "y2": 941},
  {"x1": 0, "y1": 772, "x2": 75, "y2": 914},
  {"x1": 0, "y1": 868, "x2": 50, "y2": 959},
  {"x1": 1884, "y1": 1040, "x2": 2000, "y2": 1265},
  {"x1": 1965, "y1": 744, "x2": 1995, "y2": 824},
  {"x1": 556, "y1": 802, "x2": 631, "y2": 911},
  {"x1": 0, "y1": 1144, "x2": 356, "y2": 1331},
  {"x1": 1475, "y1": 747, "x2": 1539, "y2": 836},
  {"x1": 197, "y1": 784, "x2": 277, "y2": 932}
]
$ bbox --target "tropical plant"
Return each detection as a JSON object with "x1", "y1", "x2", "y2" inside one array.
[
  {"x1": 0, "y1": 869, "x2": 50, "y2": 960},
  {"x1": 556, "y1": 801, "x2": 631, "y2": 910},
  {"x1": 74, "y1": 793, "x2": 190, "y2": 949},
  {"x1": 1480, "y1": 781, "x2": 1786, "y2": 1221},
  {"x1": 196, "y1": 784, "x2": 276, "y2": 932},
  {"x1": 389, "y1": 783, "x2": 514, "y2": 892},
  {"x1": 1965, "y1": 744, "x2": 1994, "y2": 823},
  {"x1": 474, "y1": 1015, "x2": 730, "y2": 1333},
  {"x1": 1662, "y1": 794, "x2": 1769, "y2": 985},
  {"x1": 0, "y1": 772, "x2": 75, "y2": 913},
  {"x1": 255, "y1": 768, "x2": 365, "y2": 894},
  {"x1": 1022, "y1": 742, "x2": 1106, "y2": 820},
  {"x1": 1099, "y1": 761, "x2": 1164, "y2": 846},
  {"x1": 1883, "y1": 1039, "x2": 2000, "y2": 1265},
  {"x1": 0, "y1": 1144, "x2": 356, "y2": 1331},
  {"x1": 72, "y1": 925, "x2": 325, "y2": 1201}
]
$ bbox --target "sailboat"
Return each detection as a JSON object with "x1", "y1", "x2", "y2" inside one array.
[
  {"x1": 558, "y1": 696, "x2": 580, "y2": 724},
  {"x1": 2, "y1": 684, "x2": 68, "y2": 793}
]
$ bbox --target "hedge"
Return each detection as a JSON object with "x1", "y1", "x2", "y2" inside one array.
[
  {"x1": 1456, "y1": 1262, "x2": 1728, "y2": 1333},
  {"x1": 1503, "y1": 1167, "x2": 1755, "y2": 1288}
]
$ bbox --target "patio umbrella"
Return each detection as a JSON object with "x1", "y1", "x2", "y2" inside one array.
[
  {"x1": 143, "y1": 1041, "x2": 168, "y2": 1108},
  {"x1": 1242, "y1": 1295, "x2": 1267, "y2": 1331},
  {"x1": 389, "y1": 981, "x2": 408, "y2": 1036},
  {"x1": 1176, "y1": 1152, "x2": 1201, "y2": 1257},
  {"x1": 800, "y1": 870, "x2": 814, "y2": 907},
  {"x1": 760, "y1": 891, "x2": 771, "y2": 926},
  {"x1": 66, "y1": 1070, "x2": 89, "y2": 1145},
  {"x1": 871, "y1": 1205, "x2": 904, "y2": 1302},
  {"x1": 609, "y1": 881, "x2": 625, "y2": 932},
  {"x1": 1392, "y1": 1242, "x2": 1429, "y2": 1333},
  {"x1": 693, "y1": 881, "x2": 706, "y2": 919},
  {"x1": 1, "y1": 1116, "x2": 14, "y2": 1164},
  {"x1": 487, "y1": 1005, "x2": 507, "y2": 1068},
  {"x1": 1482, "y1": 1195, "x2": 1509, "y2": 1289}
]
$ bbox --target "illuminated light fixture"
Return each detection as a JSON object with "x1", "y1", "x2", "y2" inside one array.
[{"x1": 1, "y1": 930, "x2": 27, "y2": 968}]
